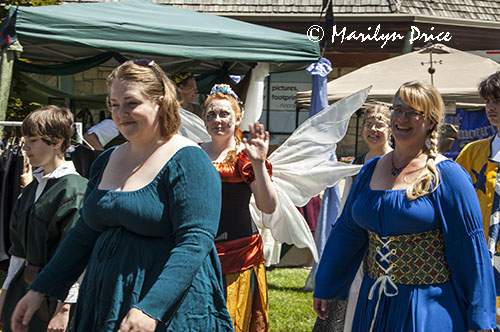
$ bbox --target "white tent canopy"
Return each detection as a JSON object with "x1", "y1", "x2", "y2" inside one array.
[{"x1": 297, "y1": 44, "x2": 500, "y2": 107}]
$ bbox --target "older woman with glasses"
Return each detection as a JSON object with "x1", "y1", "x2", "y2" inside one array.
[
  {"x1": 313, "y1": 81, "x2": 496, "y2": 332},
  {"x1": 9, "y1": 59, "x2": 234, "y2": 332},
  {"x1": 313, "y1": 103, "x2": 394, "y2": 332}
]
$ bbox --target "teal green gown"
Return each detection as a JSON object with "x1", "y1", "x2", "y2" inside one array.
[{"x1": 30, "y1": 146, "x2": 234, "y2": 332}]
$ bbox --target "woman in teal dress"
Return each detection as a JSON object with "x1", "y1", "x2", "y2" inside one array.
[
  {"x1": 10, "y1": 59, "x2": 234, "y2": 332},
  {"x1": 314, "y1": 81, "x2": 496, "y2": 332}
]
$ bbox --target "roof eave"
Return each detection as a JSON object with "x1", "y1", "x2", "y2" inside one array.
[{"x1": 210, "y1": 13, "x2": 500, "y2": 30}]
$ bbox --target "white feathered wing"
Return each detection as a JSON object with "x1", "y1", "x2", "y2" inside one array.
[
  {"x1": 177, "y1": 87, "x2": 371, "y2": 266},
  {"x1": 252, "y1": 87, "x2": 371, "y2": 266}
]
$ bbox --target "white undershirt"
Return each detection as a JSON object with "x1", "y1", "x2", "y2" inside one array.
[
  {"x1": 87, "y1": 119, "x2": 119, "y2": 146},
  {"x1": 491, "y1": 135, "x2": 500, "y2": 163}
]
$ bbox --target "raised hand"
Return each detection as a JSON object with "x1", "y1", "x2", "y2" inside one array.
[{"x1": 242, "y1": 121, "x2": 270, "y2": 164}]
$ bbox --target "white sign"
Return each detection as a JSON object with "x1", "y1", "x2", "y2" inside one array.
[
  {"x1": 264, "y1": 82, "x2": 311, "y2": 111},
  {"x1": 444, "y1": 100, "x2": 456, "y2": 114}
]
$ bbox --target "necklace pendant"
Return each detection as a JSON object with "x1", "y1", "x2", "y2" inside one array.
[{"x1": 391, "y1": 166, "x2": 403, "y2": 176}]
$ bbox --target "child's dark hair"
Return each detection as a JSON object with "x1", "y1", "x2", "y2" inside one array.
[
  {"x1": 479, "y1": 71, "x2": 500, "y2": 101},
  {"x1": 21, "y1": 105, "x2": 74, "y2": 153}
]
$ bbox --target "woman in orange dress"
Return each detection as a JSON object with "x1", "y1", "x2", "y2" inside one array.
[{"x1": 200, "y1": 84, "x2": 278, "y2": 332}]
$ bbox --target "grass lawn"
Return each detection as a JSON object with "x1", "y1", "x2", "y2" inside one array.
[
  {"x1": 267, "y1": 267, "x2": 317, "y2": 332},
  {"x1": 0, "y1": 268, "x2": 317, "y2": 332}
]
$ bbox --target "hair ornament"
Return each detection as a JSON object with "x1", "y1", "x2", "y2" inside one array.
[
  {"x1": 171, "y1": 72, "x2": 193, "y2": 85},
  {"x1": 210, "y1": 84, "x2": 242, "y2": 105}
]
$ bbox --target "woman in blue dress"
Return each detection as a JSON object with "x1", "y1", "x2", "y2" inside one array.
[
  {"x1": 9, "y1": 59, "x2": 234, "y2": 332},
  {"x1": 314, "y1": 81, "x2": 496, "y2": 332}
]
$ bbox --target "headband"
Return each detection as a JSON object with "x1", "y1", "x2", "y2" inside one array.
[
  {"x1": 172, "y1": 72, "x2": 193, "y2": 85},
  {"x1": 209, "y1": 84, "x2": 242, "y2": 105}
]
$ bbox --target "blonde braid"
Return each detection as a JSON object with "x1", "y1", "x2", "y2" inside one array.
[{"x1": 407, "y1": 127, "x2": 440, "y2": 200}]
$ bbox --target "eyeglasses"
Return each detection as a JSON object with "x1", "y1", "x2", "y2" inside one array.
[
  {"x1": 363, "y1": 122, "x2": 388, "y2": 130},
  {"x1": 390, "y1": 106, "x2": 425, "y2": 119},
  {"x1": 133, "y1": 58, "x2": 165, "y2": 94}
]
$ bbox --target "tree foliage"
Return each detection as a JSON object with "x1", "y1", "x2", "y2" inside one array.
[
  {"x1": 1, "y1": 0, "x2": 59, "y2": 17},
  {"x1": 0, "y1": 0, "x2": 58, "y2": 121}
]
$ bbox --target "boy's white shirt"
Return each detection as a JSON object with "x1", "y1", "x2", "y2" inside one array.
[{"x1": 490, "y1": 134, "x2": 500, "y2": 163}]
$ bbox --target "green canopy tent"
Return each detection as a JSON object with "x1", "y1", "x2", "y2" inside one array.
[{"x1": 0, "y1": 0, "x2": 320, "y2": 119}]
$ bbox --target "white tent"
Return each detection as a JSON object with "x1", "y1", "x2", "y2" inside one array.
[{"x1": 297, "y1": 44, "x2": 500, "y2": 107}]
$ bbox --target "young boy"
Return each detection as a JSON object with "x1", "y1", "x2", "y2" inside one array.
[
  {"x1": 456, "y1": 72, "x2": 500, "y2": 258},
  {"x1": 0, "y1": 105, "x2": 88, "y2": 332},
  {"x1": 456, "y1": 71, "x2": 500, "y2": 329}
]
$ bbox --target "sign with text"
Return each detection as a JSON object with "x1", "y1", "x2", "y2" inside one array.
[
  {"x1": 445, "y1": 108, "x2": 496, "y2": 159},
  {"x1": 264, "y1": 82, "x2": 311, "y2": 111}
]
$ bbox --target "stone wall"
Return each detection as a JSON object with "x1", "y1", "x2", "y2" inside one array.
[
  {"x1": 73, "y1": 67, "x2": 112, "y2": 96},
  {"x1": 31, "y1": 66, "x2": 111, "y2": 96},
  {"x1": 28, "y1": 66, "x2": 111, "y2": 128},
  {"x1": 337, "y1": 115, "x2": 369, "y2": 160}
]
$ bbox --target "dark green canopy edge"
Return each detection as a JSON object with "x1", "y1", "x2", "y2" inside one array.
[{"x1": 10, "y1": 0, "x2": 320, "y2": 69}]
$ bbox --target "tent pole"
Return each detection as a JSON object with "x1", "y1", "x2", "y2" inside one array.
[
  {"x1": 0, "y1": 40, "x2": 23, "y2": 135},
  {"x1": 354, "y1": 109, "x2": 361, "y2": 157},
  {"x1": 265, "y1": 75, "x2": 271, "y2": 132}
]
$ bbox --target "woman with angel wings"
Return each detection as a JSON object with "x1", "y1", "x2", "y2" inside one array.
[
  {"x1": 199, "y1": 84, "x2": 277, "y2": 332},
  {"x1": 179, "y1": 83, "x2": 369, "y2": 331},
  {"x1": 179, "y1": 85, "x2": 370, "y2": 266}
]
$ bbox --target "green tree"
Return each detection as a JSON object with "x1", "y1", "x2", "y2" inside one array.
[
  {"x1": 1, "y1": 0, "x2": 59, "y2": 17},
  {"x1": 0, "y1": 0, "x2": 58, "y2": 121}
]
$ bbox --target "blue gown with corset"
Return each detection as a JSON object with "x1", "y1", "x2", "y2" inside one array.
[
  {"x1": 29, "y1": 146, "x2": 234, "y2": 332},
  {"x1": 314, "y1": 157, "x2": 496, "y2": 332}
]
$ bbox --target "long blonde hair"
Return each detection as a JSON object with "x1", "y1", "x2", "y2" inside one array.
[{"x1": 395, "y1": 81, "x2": 444, "y2": 200}]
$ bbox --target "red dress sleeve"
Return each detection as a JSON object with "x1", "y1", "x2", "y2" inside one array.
[{"x1": 236, "y1": 149, "x2": 273, "y2": 185}]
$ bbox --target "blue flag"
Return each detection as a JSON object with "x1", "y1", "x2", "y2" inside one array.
[{"x1": 304, "y1": 58, "x2": 343, "y2": 290}]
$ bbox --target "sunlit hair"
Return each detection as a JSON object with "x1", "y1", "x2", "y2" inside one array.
[
  {"x1": 21, "y1": 105, "x2": 74, "y2": 154},
  {"x1": 106, "y1": 60, "x2": 180, "y2": 139},
  {"x1": 478, "y1": 71, "x2": 500, "y2": 101},
  {"x1": 363, "y1": 102, "x2": 391, "y2": 127},
  {"x1": 204, "y1": 92, "x2": 242, "y2": 164},
  {"x1": 175, "y1": 75, "x2": 196, "y2": 104},
  {"x1": 394, "y1": 81, "x2": 444, "y2": 200},
  {"x1": 172, "y1": 72, "x2": 194, "y2": 86}
]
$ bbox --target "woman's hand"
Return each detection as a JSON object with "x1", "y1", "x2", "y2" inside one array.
[
  {"x1": 47, "y1": 302, "x2": 71, "y2": 332},
  {"x1": 11, "y1": 290, "x2": 44, "y2": 332},
  {"x1": 313, "y1": 297, "x2": 329, "y2": 320},
  {"x1": 243, "y1": 121, "x2": 270, "y2": 164},
  {"x1": 117, "y1": 307, "x2": 157, "y2": 332}
]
